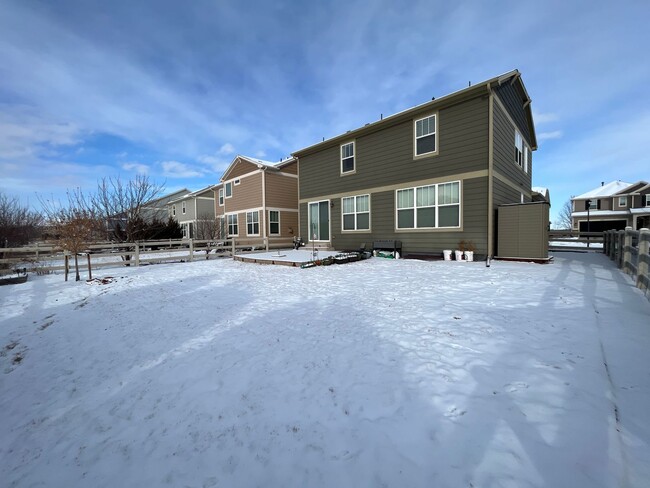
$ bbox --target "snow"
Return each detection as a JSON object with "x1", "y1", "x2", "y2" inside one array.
[
  {"x1": 575, "y1": 181, "x2": 632, "y2": 199},
  {"x1": 238, "y1": 249, "x2": 339, "y2": 263},
  {"x1": 1, "y1": 253, "x2": 649, "y2": 487}
]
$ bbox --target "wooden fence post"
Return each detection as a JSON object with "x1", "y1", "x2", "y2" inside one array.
[
  {"x1": 135, "y1": 242, "x2": 140, "y2": 267},
  {"x1": 87, "y1": 254, "x2": 92, "y2": 280},
  {"x1": 232, "y1": 238, "x2": 236, "y2": 257},
  {"x1": 64, "y1": 253, "x2": 69, "y2": 282},
  {"x1": 189, "y1": 239, "x2": 194, "y2": 262},
  {"x1": 617, "y1": 230, "x2": 625, "y2": 268},
  {"x1": 638, "y1": 228, "x2": 650, "y2": 294},
  {"x1": 603, "y1": 231, "x2": 608, "y2": 255},
  {"x1": 265, "y1": 237, "x2": 269, "y2": 252}
]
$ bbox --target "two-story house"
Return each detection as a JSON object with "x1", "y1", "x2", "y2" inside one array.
[
  {"x1": 215, "y1": 155, "x2": 299, "y2": 246},
  {"x1": 168, "y1": 186, "x2": 217, "y2": 239},
  {"x1": 292, "y1": 70, "x2": 537, "y2": 258},
  {"x1": 571, "y1": 180, "x2": 650, "y2": 231}
]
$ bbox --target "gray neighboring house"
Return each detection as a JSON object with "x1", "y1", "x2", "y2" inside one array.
[
  {"x1": 293, "y1": 69, "x2": 537, "y2": 258},
  {"x1": 141, "y1": 188, "x2": 190, "y2": 223},
  {"x1": 571, "y1": 180, "x2": 650, "y2": 231},
  {"x1": 168, "y1": 186, "x2": 217, "y2": 239}
]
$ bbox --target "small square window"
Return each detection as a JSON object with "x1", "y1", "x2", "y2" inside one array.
[{"x1": 618, "y1": 196, "x2": 627, "y2": 207}]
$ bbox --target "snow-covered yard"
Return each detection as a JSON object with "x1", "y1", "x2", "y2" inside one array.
[{"x1": 1, "y1": 253, "x2": 649, "y2": 487}]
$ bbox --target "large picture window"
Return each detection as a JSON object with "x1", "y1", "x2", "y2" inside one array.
[
  {"x1": 227, "y1": 214, "x2": 238, "y2": 236},
  {"x1": 414, "y1": 114, "x2": 437, "y2": 156},
  {"x1": 269, "y1": 210, "x2": 280, "y2": 235},
  {"x1": 246, "y1": 211, "x2": 259, "y2": 236},
  {"x1": 396, "y1": 181, "x2": 460, "y2": 229},
  {"x1": 342, "y1": 195, "x2": 370, "y2": 231},
  {"x1": 341, "y1": 142, "x2": 355, "y2": 174}
]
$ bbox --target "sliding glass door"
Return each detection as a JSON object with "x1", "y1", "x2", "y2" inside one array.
[{"x1": 308, "y1": 201, "x2": 330, "y2": 241}]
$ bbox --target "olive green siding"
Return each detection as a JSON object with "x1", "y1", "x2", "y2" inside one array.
[
  {"x1": 492, "y1": 101, "x2": 532, "y2": 195},
  {"x1": 301, "y1": 177, "x2": 488, "y2": 255},
  {"x1": 299, "y1": 95, "x2": 489, "y2": 200},
  {"x1": 494, "y1": 82, "x2": 532, "y2": 147},
  {"x1": 493, "y1": 177, "x2": 522, "y2": 207}
]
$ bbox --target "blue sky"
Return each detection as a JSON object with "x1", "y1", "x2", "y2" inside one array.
[{"x1": 1, "y1": 0, "x2": 649, "y2": 225}]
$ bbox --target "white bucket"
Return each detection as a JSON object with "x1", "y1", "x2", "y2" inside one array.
[
  {"x1": 443, "y1": 250, "x2": 452, "y2": 261},
  {"x1": 454, "y1": 250, "x2": 464, "y2": 261},
  {"x1": 464, "y1": 251, "x2": 474, "y2": 262}
]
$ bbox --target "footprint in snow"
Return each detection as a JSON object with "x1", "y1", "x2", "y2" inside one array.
[
  {"x1": 444, "y1": 406, "x2": 467, "y2": 418},
  {"x1": 505, "y1": 382, "x2": 529, "y2": 392}
]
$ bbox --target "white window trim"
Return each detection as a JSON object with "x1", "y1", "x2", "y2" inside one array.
[
  {"x1": 340, "y1": 141, "x2": 356, "y2": 175},
  {"x1": 646, "y1": 195, "x2": 650, "y2": 207},
  {"x1": 618, "y1": 196, "x2": 627, "y2": 207},
  {"x1": 218, "y1": 188, "x2": 224, "y2": 206},
  {"x1": 269, "y1": 210, "x2": 280, "y2": 236},
  {"x1": 225, "y1": 182, "x2": 232, "y2": 199},
  {"x1": 234, "y1": 178, "x2": 241, "y2": 186},
  {"x1": 395, "y1": 180, "x2": 461, "y2": 230},
  {"x1": 341, "y1": 194, "x2": 371, "y2": 232},
  {"x1": 413, "y1": 113, "x2": 438, "y2": 159},
  {"x1": 182, "y1": 201, "x2": 186, "y2": 214},
  {"x1": 246, "y1": 211, "x2": 260, "y2": 237},
  {"x1": 172, "y1": 205, "x2": 176, "y2": 217},
  {"x1": 226, "y1": 214, "x2": 239, "y2": 237},
  {"x1": 524, "y1": 146, "x2": 530, "y2": 174},
  {"x1": 515, "y1": 129, "x2": 524, "y2": 168},
  {"x1": 308, "y1": 200, "x2": 331, "y2": 242}
]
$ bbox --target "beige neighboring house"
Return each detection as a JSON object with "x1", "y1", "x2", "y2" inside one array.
[
  {"x1": 571, "y1": 180, "x2": 650, "y2": 231},
  {"x1": 215, "y1": 155, "x2": 299, "y2": 245},
  {"x1": 168, "y1": 186, "x2": 217, "y2": 239}
]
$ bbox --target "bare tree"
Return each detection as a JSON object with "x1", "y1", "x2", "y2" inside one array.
[
  {"x1": 39, "y1": 191, "x2": 103, "y2": 281},
  {"x1": 194, "y1": 214, "x2": 225, "y2": 259},
  {"x1": 0, "y1": 192, "x2": 43, "y2": 248},
  {"x1": 91, "y1": 175, "x2": 165, "y2": 243},
  {"x1": 556, "y1": 199, "x2": 573, "y2": 230}
]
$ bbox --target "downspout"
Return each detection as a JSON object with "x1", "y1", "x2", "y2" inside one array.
[
  {"x1": 296, "y1": 157, "x2": 301, "y2": 240},
  {"x1": 487, "y1": 82, "x2": 495, "y2": 258},
  {"x1": 261, "y1": 167, "x2": 267, "y2": 242}
]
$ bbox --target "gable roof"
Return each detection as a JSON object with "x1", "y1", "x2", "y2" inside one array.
[
  {"x1": 574, "y1": 181, "x2": 633, "y2": 199},
  {"x1": 221, "y1": 155, "x2": 296, "y2": 181},
  {"x1": 167, "y1": 185, "x2": 215, "y2": 205},
  {"x1": 613, "y1": 180, "x2": 649, "y2": 195},
  {"x1": 292, "y1": 69, "x2": 535, "y2": 157}
]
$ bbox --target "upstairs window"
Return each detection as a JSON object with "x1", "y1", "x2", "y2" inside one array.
[
  {"x1": 618, "y1": 196, "x2": 627, "y2": 207},
  {"x1": 218, "y1": 188, "x2": 224, "y2": 206},
  {"x1": 234, "y1": 178, "x2": 240, "y2": 185},
  {"x1": 182, "y1": 202, "x2": 186, "y2": 214},
  {"x1": 172, "y1": 205, "x2": 176, "y2": 217},
  {"x1": 225, "y1": 182, "x2": 232, "y2": 198},
  {"x1": 515, "y1": 130, "x2": 524, "y2": 167},
  {"x1": 646, "y1": 195, "x2": 650, "y2": 207},
  {"x1": 414, "y1": 114, "x2": 437, "y2": 156},
  {"x1": 342, "y1": 194, "x2": 370, "y2": 231},
  {"x1": 341, "y1": 142, "x2": 355, "y2": 174}
]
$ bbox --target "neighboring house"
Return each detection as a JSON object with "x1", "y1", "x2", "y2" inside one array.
[
  {"x1": 168, "y1": 186, "x2": 217, "y2": 239},
  {"x1": 292, "y1": 70, "x2": 537, "y2": 258},
  {"x1": 215, "y1": 155, "x2": 299, "y2": 244},
  {"x1": 106, "y1": 188, "x2": 189, "y2": 237},
  {"x1": 571, "y1": 180, "x2": 650, "y2": 231}
]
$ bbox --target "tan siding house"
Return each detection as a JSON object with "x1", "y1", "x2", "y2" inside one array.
[
  {"x1": 293, "y1": 70, "x2": 538, "y2": 258},
  {"x1": 219, "y1": 155, "x2": 299, "y2": 245}
]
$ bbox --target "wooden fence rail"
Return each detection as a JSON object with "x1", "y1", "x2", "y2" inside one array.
[
  {"x1": 1, "y1": 236, "x2": 295, "y2": 277},
  {"x1": 604, "y1": 227, "x2": 650, "y2": 300}
]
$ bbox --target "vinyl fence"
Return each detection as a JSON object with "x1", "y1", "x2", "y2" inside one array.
[{"x1": 603, "y1": 227, "x2": 650, "y2": 299}]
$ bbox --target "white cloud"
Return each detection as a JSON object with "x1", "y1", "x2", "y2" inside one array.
[
  {"x1": 255, "y1": 150, "x2": 267, "y2": 158},
  {"x1": 219, "y1": 143, "x2": 235, "y2": 155},
  {"x1": 160, "y1": 161, "x2": 205, "y2": 178},
  {"x1": 532, "y1": 111, "x2": 558, "y2": 125},
  {"x1": 538, "y1": 131, "x2": 563, "y2": 141},
  {"x1": 121, "y1": 162, "x2": 150, "y2": 174}
]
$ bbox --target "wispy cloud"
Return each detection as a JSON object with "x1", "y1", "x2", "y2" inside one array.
[
  {"x1": 160, "y1": 161, "x2": 205, "y2": 178},
  {"x1": 121, "y1": 162, "x2": 150, "y2": 175},
  {"x1": 538, "y1": 131, "x2": 563, "y2": 141}
]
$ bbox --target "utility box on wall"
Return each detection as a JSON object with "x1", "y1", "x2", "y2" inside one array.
[{"x1": 497, "y1": 202, "x2": 550, "y2": 260}]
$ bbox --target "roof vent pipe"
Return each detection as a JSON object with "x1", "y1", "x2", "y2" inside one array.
[{"x1": 601, "y1": 181, "x2": 604, "y2": 186}]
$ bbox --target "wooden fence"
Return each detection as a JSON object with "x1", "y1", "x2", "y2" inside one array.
[
  {"x1": 603, "y1": 227, "x2": 650, "y2": 299},
  {"x1": 0, "y1": 236, "x2": 294, "y2": 277}
]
